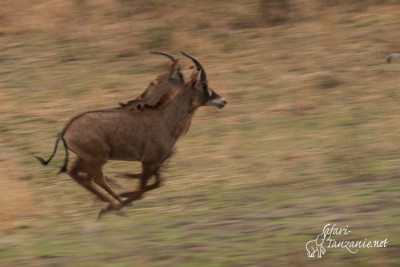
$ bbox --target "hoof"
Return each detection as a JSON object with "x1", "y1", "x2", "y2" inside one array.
[
  {"x1": 97, "y1": 204, "x2": 128, "y2": 220},
  {"x1": 97, "y1": 208, "x2": 107, "y2": 221},
  {"x1": 97, "y1": 205, "x2": 113, "y2": 221}
]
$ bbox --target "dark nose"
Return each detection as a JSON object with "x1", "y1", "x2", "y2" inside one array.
[
  {"x1": 220, "y1": 98, "x2": 227, "y2": 106},
  {"x1": 218, "y1": 98, "x2": 227, "y2": 109}
]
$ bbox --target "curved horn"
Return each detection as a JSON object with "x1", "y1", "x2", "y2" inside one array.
[
  {"x1": 181, "y1": 51, "x2": 207, "y2": 81},
  {"x1": 150, "y1": 51, "x2": 177, "y2": 62}
]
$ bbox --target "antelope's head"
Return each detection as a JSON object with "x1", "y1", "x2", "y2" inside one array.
[{"x1": 181, "y1": 51, "x2": 227, "y2": 109}]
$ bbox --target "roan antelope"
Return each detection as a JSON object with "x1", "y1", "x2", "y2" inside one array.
[
  {"x1": 36, "y1": 52, "x2": 227, "y2": 219},
  {"x1": 37, "y1": 51, "x2": 183, "y2": 173}
]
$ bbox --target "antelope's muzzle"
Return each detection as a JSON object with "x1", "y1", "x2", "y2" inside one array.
[{"x1": 208, "y1": 97, "x2": 227, "y2": 109}]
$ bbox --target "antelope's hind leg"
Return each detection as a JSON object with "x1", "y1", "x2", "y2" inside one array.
[
  {"x1": 69, "y1": 159, "x2": 121, "y2": 208},
  {"x1": 88, "y1": 163, "x2": 123, "y2": 206},
  {"x1": 119, "y1": 167, "x2": 161, "y2": 198},
  {"x1": 91, "y1": 167, "x2": 123, "y2": 203},
  {"x1": 69, "y1": 158, "x2": 109, "y2": 203}
]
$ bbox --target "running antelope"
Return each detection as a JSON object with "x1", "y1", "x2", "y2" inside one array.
[{"x1": 36, "y1": 52, "x2": 227, "y2": 219}]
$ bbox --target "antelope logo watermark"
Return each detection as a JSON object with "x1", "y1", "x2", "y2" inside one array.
[{"x1": 306, "y1": 224, "x2": 388, "y2": 258}]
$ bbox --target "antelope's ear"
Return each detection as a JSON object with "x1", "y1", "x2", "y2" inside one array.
[
  {"x1": 194, "y1": 70, "x2": 207, "y2": 88},
  {"x1": 189, "y1": 68, "x2": 207, "y2": 89},
  {"x1": 188, "y1": 69, "x2": 200, "y2": 87},
  {"x1": 169, "y1": 60, "x2": 184, "y2": 82},
  {"x1": 197, "y1": 69, "x2": 205, "y2": 82}
]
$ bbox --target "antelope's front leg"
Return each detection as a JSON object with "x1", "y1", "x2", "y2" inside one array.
[
  {"x1": 119, "y1": 168, "x2": 161, "y2": 198},
  {"x1": 97, "y1": 164, "x2": 157, "y2": 220}
]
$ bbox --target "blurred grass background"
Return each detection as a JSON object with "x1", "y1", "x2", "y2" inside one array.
[{"x1": 0, "y1": 0, "x2": 400, "y2": 266}]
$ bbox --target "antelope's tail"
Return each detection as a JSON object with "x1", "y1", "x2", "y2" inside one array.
[{"x1": 35, "y1": 134, "x2": 69, "y2": 174}]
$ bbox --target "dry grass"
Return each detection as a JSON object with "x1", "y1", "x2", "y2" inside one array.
[{"x1": 0, "y1": 147, "x2": 33, "y2": 232}]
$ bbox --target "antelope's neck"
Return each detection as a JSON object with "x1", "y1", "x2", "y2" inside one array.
[{"x1": 162, "y1": 87, "x2": 198, "y2": 139}]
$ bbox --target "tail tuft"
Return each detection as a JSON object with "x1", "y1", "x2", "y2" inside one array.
[{"x1": 35, "y1": 156, "x2": 49, "y2": 166}]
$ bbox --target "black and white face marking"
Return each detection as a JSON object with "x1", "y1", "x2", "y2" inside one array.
[
  {"x1": 202, "y1": 83, "x2": 212, "y2": 98},
  {"x1": 203, "y1": 85, "x2": 227, "y2": 109}
]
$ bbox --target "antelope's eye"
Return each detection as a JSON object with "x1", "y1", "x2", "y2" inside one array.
[{"x1": 202, "y1": 84, "x2": 212, "y2": 97}]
